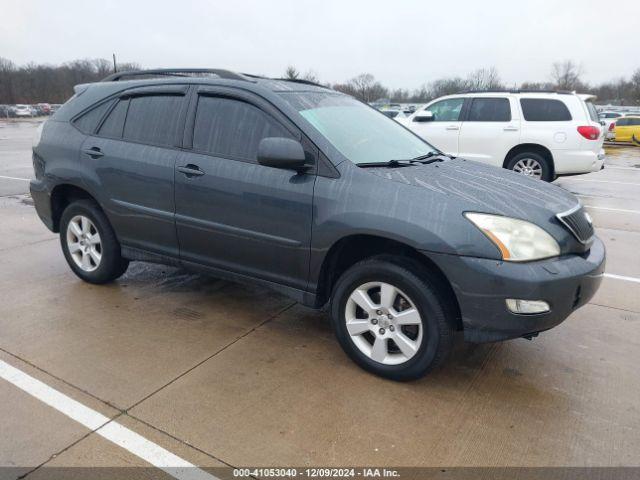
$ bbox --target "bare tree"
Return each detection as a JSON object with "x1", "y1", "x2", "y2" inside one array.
[
  {"x1": 284, "y1": 65, "x2": 300, "y2": 80},
  {"x1": 466, "y1": 67, "x2": 503, "y2": 90},
  {"x1": 551, "y1": 60, "x2": 585, "y2": 90}
]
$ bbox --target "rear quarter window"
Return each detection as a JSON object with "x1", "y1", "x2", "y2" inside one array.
[{"x1": 520, "y1": 98, "x2": 572, "y2": 121}]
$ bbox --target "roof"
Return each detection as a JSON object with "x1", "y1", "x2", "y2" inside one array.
[{"x1": 99, "y1": 68, "x2": 330, "y2": 93}]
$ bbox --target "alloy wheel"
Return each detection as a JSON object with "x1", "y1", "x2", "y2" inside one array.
[
  {"x1": 66, "y1": 215, "x2": 102, "y2": 272},
  {"x1": 512, "y1": 158, "x2": 543, "y2": 179},
  {"x1": 345, "y1": 282, "x2": 423, "y2": 365}
]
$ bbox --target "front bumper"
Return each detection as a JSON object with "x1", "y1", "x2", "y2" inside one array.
[{"x1": 426, "y1": 237, "x2": 606, "y2": 342}]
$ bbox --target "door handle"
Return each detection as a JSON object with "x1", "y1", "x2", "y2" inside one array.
[
  {"x1": 504, "y1": 126, "x2": 519, "y2": 132},
  {"x1": 82, "y1": 147, "x2": 104, "y2": 158},
  {"x1": 445, "y1": 125, "x2": 459, "y2": 131},
  {"x1": 177, "y1": 164, "x2": 205, "y2": 177}
]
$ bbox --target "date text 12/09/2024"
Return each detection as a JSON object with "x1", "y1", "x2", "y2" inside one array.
[{"x1": 233, "y1": 468, "x2": 400, "y2": 478}]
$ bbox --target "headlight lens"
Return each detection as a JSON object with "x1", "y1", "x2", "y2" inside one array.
[{"x1": 465, "y1": 212, "x2": 560, "y2": 262}]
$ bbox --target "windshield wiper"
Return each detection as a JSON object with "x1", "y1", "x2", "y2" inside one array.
[
  {"x1": 408, "y1": 152, "x2": 450, "y2": 164},
  {"x1": 357, "y1": 159, "x2": 416, "y2": 168}
]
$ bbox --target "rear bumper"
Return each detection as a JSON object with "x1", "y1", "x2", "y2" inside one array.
[
  {"x1": 553, "y1": 149, "x2": 605, "y2": 174},
  {"x1": 29, "y1": 178, "x2": 55, "y2": 231},
  {"x1": 425, "y1": 237, "x2": 606, "y2": 343}
]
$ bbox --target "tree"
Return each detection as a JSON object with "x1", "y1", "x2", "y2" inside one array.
[
  {"x1": 631, "y1": 68, "x2": 640, "y2": 104},
  {"x1": 466, "y1": 67, "x2": 503, "y2": 91},
  {"x1": 551, "y1": 60, "x2": 585, "y2": 90},
  {"x1": 284, "y1": 65, "x2": 300, "y2": 80}
]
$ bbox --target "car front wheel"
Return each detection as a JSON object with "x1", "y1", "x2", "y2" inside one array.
[{"x1": 330, "y1": 256, "x2": 455, "y2": 381}]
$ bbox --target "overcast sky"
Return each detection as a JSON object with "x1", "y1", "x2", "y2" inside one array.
[{"x1": 3, "y1": 0, "x2": 638, "y2": 89}]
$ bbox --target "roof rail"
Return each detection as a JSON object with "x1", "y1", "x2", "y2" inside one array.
[
  {"x1": 273, "y1": 78, "x2": 328, "y2": 89},
  {"x1": 101, "y1": 68, "x2": 251, "y2": 82},
  {"x1": 459, "y1": 89, "x2": 574, "y2": 95}
]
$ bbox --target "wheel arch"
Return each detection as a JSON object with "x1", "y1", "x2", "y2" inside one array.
[
  {"x1": 50, "y1": 183, "x2": 99, "y2": 233},
  {"x1": 315, "y1": 234, "x2": 462, "y2": 331},
  {"x1": 503, "y1": 143, "x2": 555, "y2": 177}
]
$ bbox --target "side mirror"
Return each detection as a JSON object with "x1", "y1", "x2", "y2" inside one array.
[
  {"x1": 413, "y1": 110, "x2": 434, "y2": 123},
  {"x1": 257, "y1": 137, "x2": 309, "y2": 172}
]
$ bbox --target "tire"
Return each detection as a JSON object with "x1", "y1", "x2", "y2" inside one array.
[
  {"x1": 506, "y1": 152, "x2": 553, "y2": 182},
  {"x1": 330, "y1": 256, "x2": 455, "y2": 381},
  {"x1": 59, "y1": 199, "x2": 129, "y2": 284}
]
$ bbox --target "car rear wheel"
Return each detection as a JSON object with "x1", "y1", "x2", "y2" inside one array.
[
  {"x1": 506, "y1": 152, "x2": 552, "y2": 181},
  {"x1": 330, "y1": 256, "x2": 455, "y2": 381},
  {"x1": 59, "y1": 200, "x2": 129, "y2": 284}
]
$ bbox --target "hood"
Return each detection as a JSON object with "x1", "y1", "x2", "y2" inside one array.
[{"x1": 366, "y1": 158, "x2": 578, "y2": 221}]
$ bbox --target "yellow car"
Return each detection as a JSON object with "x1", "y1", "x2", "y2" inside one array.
[{"x1": 613, "y1": 116, "x2": 640, "y2": 145}]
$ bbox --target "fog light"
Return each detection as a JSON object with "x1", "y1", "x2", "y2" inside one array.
[{"x1": 506, "y1": 299, "x2": 550, "y2": 314}]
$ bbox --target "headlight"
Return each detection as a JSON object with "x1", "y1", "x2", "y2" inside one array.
[{"x1": 465, "y1": 212, "x2": 560, "y2": 262}]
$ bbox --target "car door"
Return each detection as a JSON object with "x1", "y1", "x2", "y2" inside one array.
[
  {"x1": 458, "y1": 96, "x2": 519, "y2": 166},
  {"x1": 408, "y1": 97, "x2": 464, "y2": 155},
  {"x1": 79, "y1": 85, "x2": 188, "y2": 257},
  {"x1": 174, "y1": 87, "x2": 316, "y2": 291}
]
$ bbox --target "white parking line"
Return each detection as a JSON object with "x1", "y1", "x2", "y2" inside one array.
[
  {"x1": 605, "y1": 166, "x2": 640, "y2": 171},
  {"x1": 0, "y1": 359, "x2": 218, "y2": 480},
  {"x1": 0, "y1": 174, "x2": 30, "y2": 182},
  {"x1": 584, "y1": 205, "x2": 640, "y2": 214},
  {"x1": 604, "y1": 273, "x2": 640, "y2": 284},
  {"x1": 564, "y1": 178, "x2": 640, "y2": 186}
]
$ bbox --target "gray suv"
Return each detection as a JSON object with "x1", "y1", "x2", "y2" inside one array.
[{"x1": 30, "y1": 69, "x2": 605, "y2": 380}]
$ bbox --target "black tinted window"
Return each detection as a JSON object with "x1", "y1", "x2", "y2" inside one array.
[
  {"x1": 193, "y1": 96, "x2": 293, "y2": 161},
  {"x1": 630, "y1": 118, "x2": 640, "y2": 126},
  {"x1": 467, "y1": 98, "x2": 511, "y2": 122},
  {"x1": 98, "y1": 100, "x2": 128, "y2": 138},
  {"x1": 520, "y1": 99, "x2": 572, "y2": 121},
  {"x1": 616, "y1": 118, "x2": 629, "y2": 126},
  {"x1": 123, "y1": 95, "x2": 183, "y2": 146},
  {"x1": 74, "y1": 100, "x2": 114, "y2": 133}
]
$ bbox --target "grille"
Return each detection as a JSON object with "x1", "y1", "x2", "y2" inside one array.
[{"x1": 556, "y1": 205, "x2": 594, "y2": 244}]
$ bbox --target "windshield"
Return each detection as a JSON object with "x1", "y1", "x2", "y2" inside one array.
[{"x1": 279, "y1": 92, "x2": 437, "y2": 165}]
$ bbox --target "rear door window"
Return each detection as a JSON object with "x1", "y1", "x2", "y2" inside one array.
[
  {"x1": 616, "y1": 118, "x2": 629, "y2": 127},
  {"x1": 192, "y1": 95, "x2": 293, "y2": 162},
  {"x1": 122, "y1": 95, "x2": 184, "y2": 147},
  {"x1": 97, "y1": 99, "x2": 129, "y2": 138},
  {"x1": 467, "y1": 98, "x2": 511, "y2": 122},
  {"x1": 520, "y1": 99, "x2": 572, "y2": 121},
  {"x1": 74, "y1": 100, "x2": 114, "y2": 134}
]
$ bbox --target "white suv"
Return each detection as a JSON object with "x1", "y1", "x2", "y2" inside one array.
[{"x1": 399, "y1": 91, "x2": 605, "y2": 181}]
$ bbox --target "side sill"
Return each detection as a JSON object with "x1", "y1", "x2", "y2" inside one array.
[{"x1": 121, "y1": 245, "x2": 317, "y2": 307}]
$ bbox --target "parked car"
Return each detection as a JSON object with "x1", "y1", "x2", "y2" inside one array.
[
  {"x1": 30, "y1": 69, "x2": 605, "y2": 380},
  {"x1": 599, "y1": 111, "x2": 630, "y2": 140},
  {"x1": 398, "y1": 91, "x2": 605, "y2": 181},
  {"x1": 37, "y1": 103, "x2": 52, "y2": 115},
  {"x1": 611, "y1": 116, "x2": 640, "y2": 144},
  {"x1": 0, "y1": 105, "x2": 10, "y2": 118},
  {"x1": 13, "y1": 104, "x2": 33, "y2": 117}
]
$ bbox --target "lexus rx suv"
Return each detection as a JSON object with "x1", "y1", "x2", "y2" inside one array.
[
  {"x1": 30, "y1": 69, "x2": 605, "y2": 380},
  {"x1": 398, "y1": 91, "x2": 606, "y2": 181}
]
